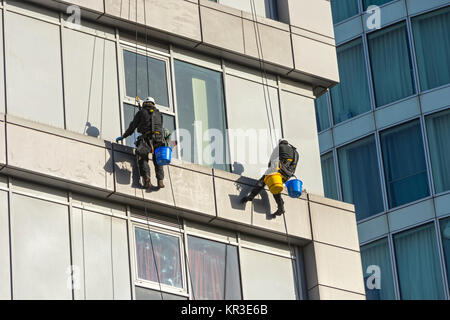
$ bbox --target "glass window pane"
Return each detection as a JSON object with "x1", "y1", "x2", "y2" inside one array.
[
  {"x1": 123, "y1": 103, "x2": 140, "y2": 147},
  {"x1": 135, "y1": 227, "x2": 183, "y2": 289},
  {"x1": 412, "y1": 6, "x2": 450, "y2": 91},
  {"x1": 394, "y1": 223, "x2": 445, "y2": 300},
  {"x1": 368, "y1": 22, "x2": 415, "y2": 107},
  {"x1": 321, "y1": 152, "x2": 338, "y2": 200},
  {"x1": 174, "y1": 60, "x2": 229, "y2": 171},
  {"x1": 380, "y1": 120, "x2": 429, "y2": 208},
  {"x1": 330, "y1": 0, "x2": 359, "y2": 24},
  {"x1": 363, "y1": 0, "x2": 393, "y2": 10},
  {"x1": 338, "y1": 136, "x2": 384, "y2": 220},
  {"x1": 124, "y1": 50, "x2": 169, "y2": 107},
  {"x1": 440, "y1": 217, "x2": 450, "y2": 291},
  {"x1": 331, "y1": 38, "x2": 371, "y2": 124},
  {"x1": 188, "y1": 236, "x2": 242, "y2": 300},
  {"x1": 361, "y1": 238, "x2": 395, "y2": 300},
  {"x1": 315, "y1": 93, "x2": 330, "y2": 132},
  {"x1": 265, "y1": 0, "x2": 279, "y2": 20},
  {"x1": 426, "y1": 109, "x2": 450, "y2": 193}
]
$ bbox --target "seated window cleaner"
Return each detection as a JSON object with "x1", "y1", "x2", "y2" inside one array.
[
  {"x1": 241, "y1": 139, "x2": 300, "y2": 216},
  {"x1": 116, "y1": 97, "x2": 172, "y2": 190}
]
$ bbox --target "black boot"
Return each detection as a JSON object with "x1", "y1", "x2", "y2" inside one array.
[
  {"x1": 273, "y1": 194, "x2": 285, "y2": 216},
  {"x1": 143, "y1": 176, "x2": 151, "y2": 189},
  {"x1": 241, "y1": 196, "x2": 253, "y2": 204}
]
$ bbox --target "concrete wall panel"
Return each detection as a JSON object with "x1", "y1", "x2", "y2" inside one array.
[
  {"x1": 200, "y1": 5, "x2": 244, "y2": 53},
  {"x1": 0, "y1": 190, "x2": 10, "y2": 299},
  {"x1": 168, "y1": 164, "x2": 216, "y2": 217},
  {"x1": 310, "y1": 202, "x2": 359, "y2": 251},
  {"x1": 11, "y1": 193, "x2": 72, "y2": 300},
  {"x1": 308, "y1": 285, "x2": 365, "y2": 300},
  {"x1": 105, "y1": 0, "x2": 202, "y2": 42},
  {"x1": 292, "y1": 34, "x2": 339, "y2": 84},
  {"x1": 7, "y1": 123, "x2": 113, "y2": 192},
  {"x1": 214, "y1": 176, "x2": 253, "y2": 225},
  {"x1": 304, "y1": 241, "x2": 365, "y2": 295},
  {"x1": 113, "y1": 150, "x2": 175, "y2": 206},
  {"x1": 287, "y1": 0, "x2": 334, "y2": 39},
  {"x1": 242, "y1": 18, "x2": 293, "y2": 69}
]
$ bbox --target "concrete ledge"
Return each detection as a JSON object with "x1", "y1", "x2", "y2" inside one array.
[
  {"x1": 308, "y1": 285, "x2": 366, "y2": 300},
  {"x1": 6, "y1": 123, "x2": 114, "y2": 192},
  {"x1": 304, "y1": 241, "x2": 365, "y2": 295},
  {"x1": 2, "y1": 115, "x2": 356, "y2": 247}
]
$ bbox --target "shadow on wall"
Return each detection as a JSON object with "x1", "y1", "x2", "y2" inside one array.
[
  {"x1": 85, "y1": 122, "x2": 100, "y2": 138},
  {"x1": 104, "y1": 144, "x2": 141, "y2": 189},
  {"x1": 229, "y1": 163, "x2": 275, "y2": 221}
]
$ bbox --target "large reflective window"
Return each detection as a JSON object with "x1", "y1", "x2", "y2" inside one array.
[
  {"x1": 330, "y1": 0, "x2": 359, "y2": 24},
  {"x1": 380, "y1": 120, "x2": 429, "y2": 208},
  {"x1": 368, "y1": 22, "x2": 415, "y2": 107},
  {"x1": 321, "y1": 152, "x2": 338, "y2": 200},
  {"x1": 315, "y1": 93, "x2": 331, "y2": 132},
  {"x1": 394, "y1": 223, "x2": 445, "y2": 300},
  {"x1": 123, "y1": 50, "x2": 170, "y2": 108},
  {"x1": 439, "y1": 217, "x2": 450, "y2": 291},
  {"x1": 338, "y1": 135, "x2": 384, "y2": 220},
  {"x1": 412, "y1": 6, "x2": 450, "y2": 91},
  {"x1": 174, "y1": 60, "x2": 228, "y2": 171},
  {"x1": 331, "y1": 38, "x2": 371, "y2": 124},
  {"x1": 363, "y1": 0, "x2": 393, "y2": 10},
  {"x1": 135, "y1": 227, "x2": 183, "y2": 289},
  {"x1": 187, "y1": 236, "x2": 242, "y2": 300},
  {"x1": 361, "y1": 238, "x2": 395, "y2": 300},
  {"x1": 426, "y1": 109, "x2": 450, "y2": 194}
]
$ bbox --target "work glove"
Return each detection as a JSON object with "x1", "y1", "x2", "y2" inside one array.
[{"x1": 116, "y1": 136, "x2": 124, "y2": 143}]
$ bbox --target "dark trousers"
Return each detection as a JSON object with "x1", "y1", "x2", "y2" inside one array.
[
  {"x1": 136, "y1": 138, "x2": 164, "y2": 181},
  {"x1": 247, "y1": 176, "x2": 285, "y2": 211}
]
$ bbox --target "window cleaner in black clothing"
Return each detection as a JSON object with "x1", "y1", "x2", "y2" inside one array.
[
  {"x1": 116, "y1": 97, "x2": 168, "y2": 190},
  {"x1": 241, "y1": 139, "x2": 300, "y2": 216}
]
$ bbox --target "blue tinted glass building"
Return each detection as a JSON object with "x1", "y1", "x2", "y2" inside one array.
[{"x1": 318, "y1": 0, "x2": 450, "y2": 300}]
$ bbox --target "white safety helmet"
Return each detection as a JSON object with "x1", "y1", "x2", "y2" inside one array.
[{"x1": 143, "y1": 97, "x2": 156, "y2": 107}]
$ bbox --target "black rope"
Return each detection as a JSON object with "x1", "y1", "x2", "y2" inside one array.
[
  {"x1": 133, "y1": 0, "x2": 164, "y2": 300},
  {"x1": 250, "y1": 0, "x2": 301, "y2": 300}
]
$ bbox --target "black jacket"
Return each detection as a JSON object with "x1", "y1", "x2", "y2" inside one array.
[{"x1": 123, "y1": 106, "x2": 163, "y2": 139}]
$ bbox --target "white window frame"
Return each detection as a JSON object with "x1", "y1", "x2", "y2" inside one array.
[
  {"x1": 119, "y1": 40, "x2": 174, "y2": 115},
  {"x1": 132, "y1": 223, "x2": 188, "y2": 297}
]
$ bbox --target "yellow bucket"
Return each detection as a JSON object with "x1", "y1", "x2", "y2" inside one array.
[{"x1": 264, "y1": 172, "x2": 284, "y2": 195}]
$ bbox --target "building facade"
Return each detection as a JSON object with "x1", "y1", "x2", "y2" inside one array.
[
  {"x1": 0, "y1": 0, "x2": 365, "y2": 300},
  {"x1": 317, "y1": 0, "x2": 450, "y2": 300}
]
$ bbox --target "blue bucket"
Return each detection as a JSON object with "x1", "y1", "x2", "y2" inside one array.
[
  {"x1": 155, "y1": 146, "x2": 172, "y2": 166},
  {"x1": 285, "y1": 179, "x2": 303, "y2": 198}
]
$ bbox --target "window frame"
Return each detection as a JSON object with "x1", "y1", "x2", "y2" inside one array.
[
  {"x1": 185, "y1": 233, "x2": 243, "y2": 300},
  {"x1": 119, "y1": 41, "x2": 174, "y2": 115},
  {"x1": 131, "y1": 223, "x2": 188, "y2": 297}
]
